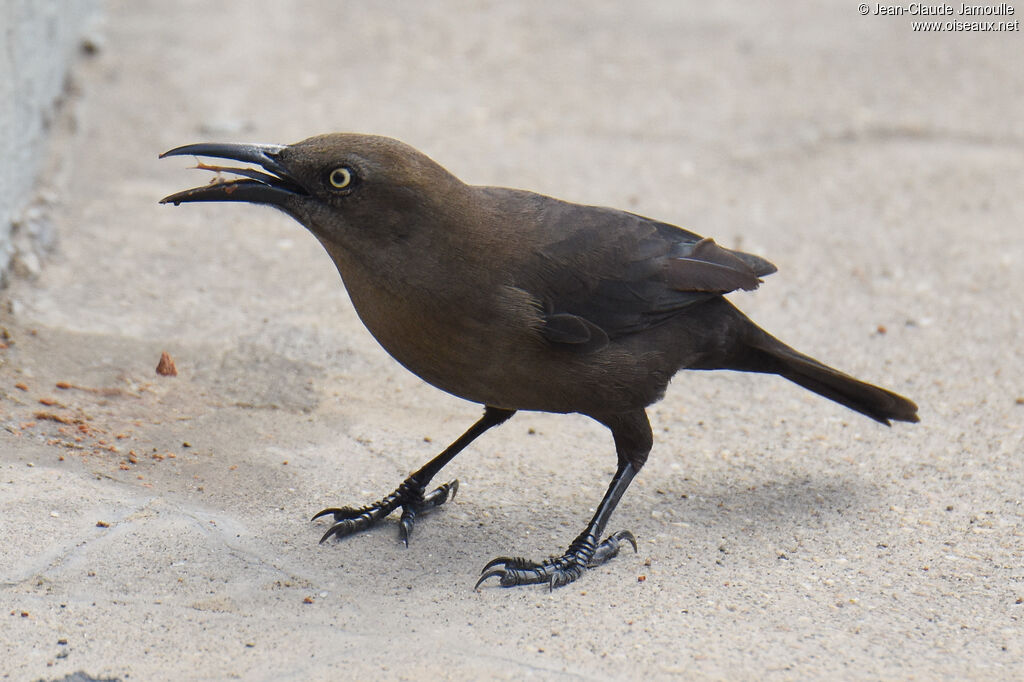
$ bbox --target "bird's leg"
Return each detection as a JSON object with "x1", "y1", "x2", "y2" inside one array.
[
  {"x1": 314, "y1": 406, "x2": 515, "y2": 545},
  {"x1": 476, "y1": 463, "x2": 638, "y2": 589},
  {"x1": 476, "y1": 410, "x2": 651, "y2": 589}
]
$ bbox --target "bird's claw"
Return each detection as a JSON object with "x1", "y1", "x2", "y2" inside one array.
[
  {"x1": 313, "y1": 478, "x2": 459, "y2": 545},
  {"x1": 398, "y1": 479, "x2": 458, "y2": 545},
  {"x1": 475, "y1": 529, "x2": 637, "y2": 590},
  {"x1": 591, "y1": 528, "x2": 637, "y2": 564}
]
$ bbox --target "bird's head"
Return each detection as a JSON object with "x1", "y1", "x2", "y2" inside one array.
[{"x1": 160, "y1": 133, "x2": 467, "y2": 247}]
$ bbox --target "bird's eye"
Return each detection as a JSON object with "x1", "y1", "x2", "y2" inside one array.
[{"x1": 328, "y1": 167, "x2": 353, "y2": 189}]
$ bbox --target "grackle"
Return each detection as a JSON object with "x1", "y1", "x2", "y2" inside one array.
[{"x1": 160, "y1": 134, "x2": 918, "y2": 589}]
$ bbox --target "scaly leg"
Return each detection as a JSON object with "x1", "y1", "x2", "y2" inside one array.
[
  {"x1": 313, "y1": 406, "x2": 515, "y2": 545},
  {"x1": 476, "y1": 409, "x2": 651, "y2": 589}
]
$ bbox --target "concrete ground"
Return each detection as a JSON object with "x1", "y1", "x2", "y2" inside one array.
[{"x1": 2, "y1": 1, "x2": 1022, "y2": 679}]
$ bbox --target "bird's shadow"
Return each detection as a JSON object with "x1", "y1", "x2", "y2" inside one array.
[
  {"x1": 436, "y1": 465, "x2": 875, "y2": 555},
  {"x1": 635, "y1": 465, "x2": 880, "y2": 544}
]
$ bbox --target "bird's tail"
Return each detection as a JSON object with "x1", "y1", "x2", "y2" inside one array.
[{"x1": 736, "y1": 326, "x2": 919, "y2": 426}]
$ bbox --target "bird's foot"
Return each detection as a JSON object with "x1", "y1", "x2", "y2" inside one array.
[
  {"x1": 475, "y1": 529, "x2": 636, "y2": 590},
  {"x1": 312, "y1": 478, "x2": 459, "y2": 546}
]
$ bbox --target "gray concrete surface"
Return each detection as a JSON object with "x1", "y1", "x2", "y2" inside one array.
[
  {"x1": 0, "y1": 0, "x2": 100, "y2": 285},
  {"x1": 2, "y1": 1, "x2": 1022, "y2": 679}
]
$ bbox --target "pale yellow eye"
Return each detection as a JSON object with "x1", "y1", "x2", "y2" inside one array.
[{"x1": 329, "y1": 167, "x2": 352, "y2": 189}]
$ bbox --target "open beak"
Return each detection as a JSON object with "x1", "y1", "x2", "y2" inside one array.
[{"x1": 159, "y1": 142, "x2": 306, "y2": 206}]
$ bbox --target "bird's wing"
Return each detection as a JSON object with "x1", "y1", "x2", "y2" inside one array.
[{"x1": 510, "y1": 194, "x2": 776, "y2": 350}]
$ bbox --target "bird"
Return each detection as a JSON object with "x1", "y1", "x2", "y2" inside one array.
[{"x1": 160, "y1": 133, "x2": 918, "y2": 589}]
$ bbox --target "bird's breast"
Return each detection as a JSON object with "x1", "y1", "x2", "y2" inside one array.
[{"x1": 336, "y1": 257, "x2": 545, "y2": 405}]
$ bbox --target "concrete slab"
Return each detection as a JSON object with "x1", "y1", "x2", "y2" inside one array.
[{"x1": 2, "y1": 1, "x2": 1022, "y2": 679}]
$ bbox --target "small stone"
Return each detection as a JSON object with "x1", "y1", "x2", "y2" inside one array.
[{"x1": 156, "y1": 351, "x2": 178, "y2": 377}]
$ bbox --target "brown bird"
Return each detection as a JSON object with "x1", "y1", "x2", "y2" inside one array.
[{"x1": 160, "y1": 134, "x2": 918, "y2": 589}]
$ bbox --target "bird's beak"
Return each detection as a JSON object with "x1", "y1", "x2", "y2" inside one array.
[{"x1": 159, "y1": 142, "x2": 306, "y2": 207}]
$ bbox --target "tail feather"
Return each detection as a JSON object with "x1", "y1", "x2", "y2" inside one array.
[{"x1": 744, "y1": 332, "x2": 919, "y2": 426}]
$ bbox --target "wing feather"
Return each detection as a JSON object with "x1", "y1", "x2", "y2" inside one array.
[{"x1": 488, "y1": 189, "x2": 776, "y2": 350}]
